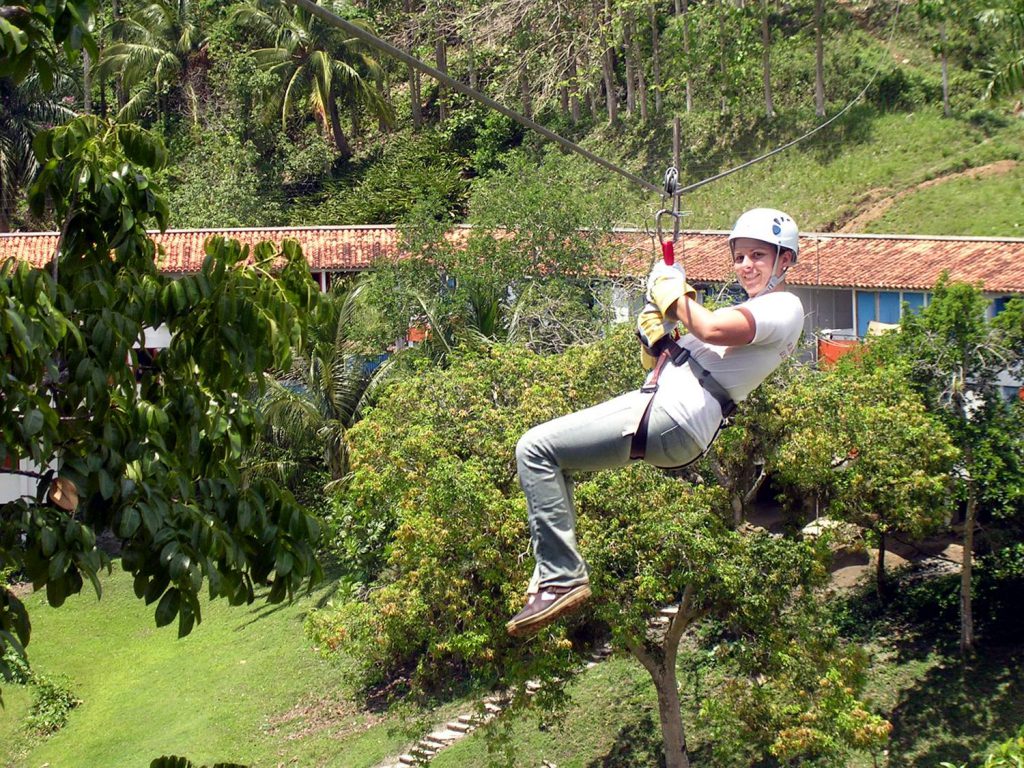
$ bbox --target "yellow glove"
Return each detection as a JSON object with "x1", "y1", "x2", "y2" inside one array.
[
  {"x1": 646, "y1": 262, "x2": 697, "y2": 316},
  {"x1": 636, "y1": 302, "x2": 675, "y2": 370}
]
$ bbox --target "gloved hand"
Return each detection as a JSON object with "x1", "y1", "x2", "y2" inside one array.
[
  {"x1": 646, "y1": 261, "x2": 697, "y2": 316},
  {"x1": 636, "y1": 302, "x2": 676, "y2": 371},
  {"x1": 636, "y1": 301, "x2": 675, "y2": 349}
]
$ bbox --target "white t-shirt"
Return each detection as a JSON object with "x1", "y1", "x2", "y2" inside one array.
[{"x1": 653, "y1": 290, "x2": 804, "y2": 448}]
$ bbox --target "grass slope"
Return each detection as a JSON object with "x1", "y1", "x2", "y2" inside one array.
[
  {"x1": 4, "y1": 565, "x2": 1022, "y2": 768},
  {"x1": 0, "y1": 564, "x2": 421, "y2": 768},
  {"x1": 602, "y1": 107, "x2": 1024, "y2": 235}
]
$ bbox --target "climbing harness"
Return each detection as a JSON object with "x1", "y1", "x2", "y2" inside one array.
[{"x1": 628, "y1": 335, "x2": 736, "y2": 465}]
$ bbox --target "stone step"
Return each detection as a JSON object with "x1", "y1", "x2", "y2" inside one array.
[
  {"x1": 397, "y1": 755, "x2": 418, "y2": 766},
  {"x1": 448, "y1": 720, "x2": 472, "y2": 733},
  {"x1": 457, "y1": 713, "x2": 478, "y2": 725},
  {"x1": 428, "y1": 728, "x2": 464, "y2": 741}
]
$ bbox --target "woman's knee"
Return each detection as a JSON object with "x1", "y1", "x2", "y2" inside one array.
[{"x1": 516, "y1": 428, "x2": 542, "y2": 467}]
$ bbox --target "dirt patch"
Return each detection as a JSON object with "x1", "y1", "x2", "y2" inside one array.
[
  {"x1": 837, "y1": 160, "x2": 1019, "y2": 232},
  {"x1": 265, "y1": 695, "x2": 385, "y2": 741}
]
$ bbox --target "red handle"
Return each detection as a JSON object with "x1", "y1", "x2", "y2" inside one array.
[{"x1": 661, "y1": 240, "x2": 675, "y2": 266}]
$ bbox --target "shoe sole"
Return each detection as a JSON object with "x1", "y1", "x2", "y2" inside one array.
[{"x1": 506, "y1": 585, "x2": 592, "y2": 637}]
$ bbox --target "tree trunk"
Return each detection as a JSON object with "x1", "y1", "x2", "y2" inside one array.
[
  {"x1": 876, "y1": 530, "x2": 887, "y2": 599},
  {"x1": 602, "y1": 46, "x2": 618, "y2": 123},
  {"x1": 634, "y1": 17, "x2": 648, "y2": 121},
  {"x1": 624, "y1": 19, "x2": 636, "y2": 116},
  {"x1": 568, "y1": 57, "x2": 581, "y2": 123},
  {"x1": 520, "y1": 65, "x2": 533, "y2": 120},
  {"x1": 83, "y1": 50, "x2": 92, "y2": 115},
  {"x1": 761, "y1": 0, "x2": 774, "y2": 119},
  {"x1": 404, "y1": 0, "x2": 421, "y2": 129},
  {"x1": 409, "y1": 66, "x2": 422, "y2": 128},
  {"x1": 654, "y1": 669, "x2": 691, "y2": 768},
  {"x1": 683, "y1": 0, "x2": 693, "y2": 111},
  {"x1": 718, "y1": 0, "x2": 728, "y2": 113},
  {"x1": 650, "y1": 4, "x2": 662, "y2": 114},
  {"x1": 113, "y1": 0, "x2": 126, "y2": 110},
  {"x1": 961, "y1": 468, "x2": 976, "y2": 653},
  {"x1": 328, "y1": 95, "x2": 353, "y2": 160},
  {"x1": 435, "y1": 37, "x2": 448, "y2": 124},
  {"x1": 940, "y1": 20, "x2": 950, "y2": 117},
  {"x1": 467, "y1": 40, "x2": 477, "y2": 91},
  {"x1": 627, "y1": 585, "x2": 701, "y2": 768},
  {"x1": 814, "y1": 0, "x2": 825, "y2": 116}
]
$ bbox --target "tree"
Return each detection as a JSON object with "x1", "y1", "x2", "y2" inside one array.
[
  {"x1": 0, "y1": 115, "x2": 322, "y2": 692},
  {"x1": 0, "y1": 73, "x2": 75, "y2": 231},
  {"x1": 978, "y1": 0, "x2": 1024, "y2": 99},
  {"x1": 232, "y1": 0, "x2": 392, "y2": 160},
  {"x1": 254, "y1": 281, "x2": 382, "y2": 484},
  {"x1": 874, "y1": 277, "x2": 1024, "y2": 652},
  {"x1": 311, "y1": 329, "x2": 889, "y2": 768},
  {"x1": 771, "y1": 356, "x2": 958, "y2": 596},
  {"x1": 96, "y1": 0, "x2": 209, "y2": 124}
]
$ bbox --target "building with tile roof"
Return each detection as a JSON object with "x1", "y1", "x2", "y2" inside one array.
[{"x1": 3, "y1": 225, "x2": 1022, "y2": 340}]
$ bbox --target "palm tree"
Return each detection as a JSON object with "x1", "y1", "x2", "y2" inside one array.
[
  {"x1": 232, "y1": 0, "x2": 392, "y2": 160},
  {"x1": 979, "y1": 1, "x2": 1024, "y2": 98},
  {"x1": 96, "y1": 0, "x2": 208, "y2": 124},
  {"x1": 0, "y1": 74, "x2": 75, "y2": 231},
  {"x1": 255, "y1": 281, "x2": 387, "y2": 485}
]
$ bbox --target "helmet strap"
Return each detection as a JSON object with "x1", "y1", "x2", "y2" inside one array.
[{"x1": 754, "y1": 245, "x2": 788, "y2": 297}]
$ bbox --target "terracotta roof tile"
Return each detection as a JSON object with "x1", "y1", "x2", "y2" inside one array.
[{"x1": 3, "y1": 226, "x2": 1023, "y2": 294}]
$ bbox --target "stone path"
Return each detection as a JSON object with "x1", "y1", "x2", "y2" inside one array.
[{"x1": 373, "y1": 634, "x2": 624, "y2": 767}]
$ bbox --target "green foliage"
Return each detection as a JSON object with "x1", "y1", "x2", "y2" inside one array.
[
  {"x1": 291, "y1": 130, "x2": 469, "y2": 225},
  {"x1": 26, "y1": 673, "x2": 81, "y2": 735},
  {"x1": 96, "y1": 0, "x2": 208, "y2": 124},
  {"x1": 1, "y1": 115, "x2": 322, "y2": 688},
  {"x1": 0, "y1": 1, "x2": 97, "y2": 90},
  {"x1": 940, "y1": 724, "x2": 1024, "y2": 767},
  {"x1": 771, "y1": 358, "x2": 957, "y2": 544},
  {"x1": 317, "y1": 323, "x2": 883, "y2": 765},
  {"x1": 162, "y1": 128, "x2": 284, "y2": 228}
]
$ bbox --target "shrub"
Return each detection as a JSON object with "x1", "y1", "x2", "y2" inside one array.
[{"x1": 26, "y1": 674, "x2": 81, "y2": 735}]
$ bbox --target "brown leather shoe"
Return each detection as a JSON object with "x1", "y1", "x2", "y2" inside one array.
[{"x1": 506, "y1": 583, "x2": 592, "y2": 637}]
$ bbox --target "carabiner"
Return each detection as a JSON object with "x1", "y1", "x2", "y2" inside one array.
[{"x1": 656, "y1": 167, "x2": 682, "y2": 264}]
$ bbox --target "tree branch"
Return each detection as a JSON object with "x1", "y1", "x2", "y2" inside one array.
[{"x1": 0, "y1": 468, "x2": 46, "y2": 479}]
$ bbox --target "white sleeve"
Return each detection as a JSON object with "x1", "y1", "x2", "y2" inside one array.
[{"x1": 747, "y1": 293, "x2": 804, "y2": 346}]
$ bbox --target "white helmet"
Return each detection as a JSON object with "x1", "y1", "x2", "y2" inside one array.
[{"x1": 728, "y1": 208, "x2": 799, "y2": 262}]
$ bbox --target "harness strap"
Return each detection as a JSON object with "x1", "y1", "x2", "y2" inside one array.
[
  {"x1": 629, "y1": 349, "x2": 672, "y2": 460},
  {"x1": 629, "y1": 337, "x2": 737, "y2": 462}
]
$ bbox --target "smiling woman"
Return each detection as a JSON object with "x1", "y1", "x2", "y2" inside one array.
[{"x1": 506, "y1": 208, "x2": 806, "y2": 639}]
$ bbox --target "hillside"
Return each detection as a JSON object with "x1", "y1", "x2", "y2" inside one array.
[{"x1": 6, "y1": 0, "x2": 1019, "y2": 238}]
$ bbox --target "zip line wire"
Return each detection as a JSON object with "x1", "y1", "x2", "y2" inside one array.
[
  {"x1": 286, "y1": 0, "x2": 663, "y2": 195},
  {"x1": 285, "y1": 0, "x2": 904, "y2": 202}
]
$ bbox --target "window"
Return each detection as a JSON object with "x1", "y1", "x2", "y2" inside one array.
[{"x1": 855, "y1": 290, "x2": 930, "y2": 337}]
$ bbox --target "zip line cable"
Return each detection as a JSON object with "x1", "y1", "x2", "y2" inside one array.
[
  {"x1": 676, "y1": 0, "x2": 905, "y2": 195},
  {"x1": 285, "y1": 0, "x2": 904, "y2": 202},
  {"x1": 286, "y1": 0, "x2": 662, "y2": 195}
]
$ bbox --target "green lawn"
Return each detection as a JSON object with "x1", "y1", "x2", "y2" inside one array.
[
  {"x1": 4, "y1": 563, "x2": 1023, "y2": 767},
  {"x1": 0, "y1": 564, "x2": 422, "y2": 768}
]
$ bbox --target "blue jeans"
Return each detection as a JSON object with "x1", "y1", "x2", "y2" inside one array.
[{"x1": 516, "y1": 390, "x2": 704, "y2": 593}]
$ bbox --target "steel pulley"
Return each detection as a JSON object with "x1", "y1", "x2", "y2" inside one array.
[{"x1": 655, "y1": 167, "x2": 685, "y2": 265}]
